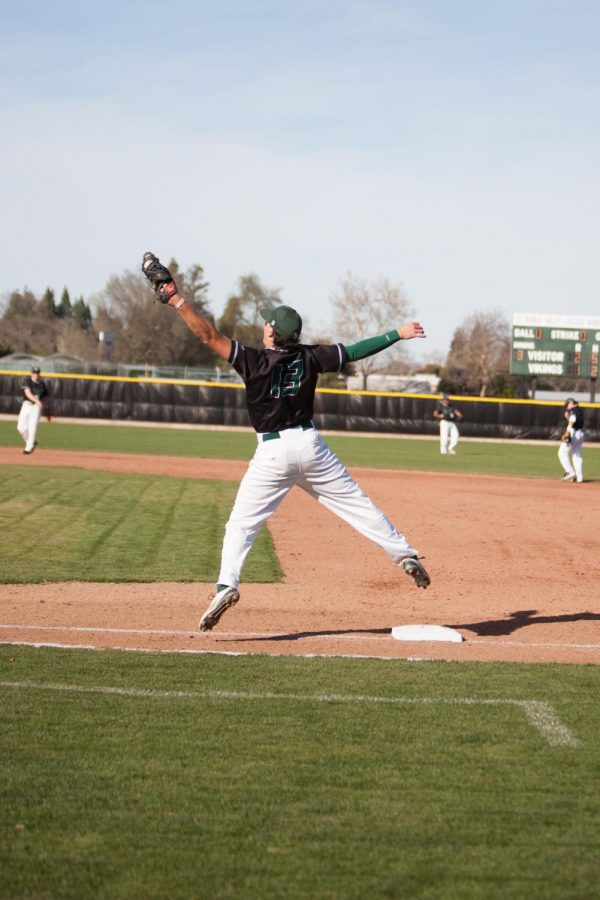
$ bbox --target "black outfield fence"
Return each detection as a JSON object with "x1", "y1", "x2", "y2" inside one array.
[{"x1": 1, "y1": 371, "x2": 599, "y2": 441}]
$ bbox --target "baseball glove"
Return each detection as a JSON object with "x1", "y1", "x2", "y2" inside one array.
[{"x1": 142, "y1": 252, "x2": 178, "y2": 303}]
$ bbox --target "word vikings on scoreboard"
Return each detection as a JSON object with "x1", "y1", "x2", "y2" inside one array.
[{"x1": 511, "y1": 313, "x2": 600, "y2": 378}]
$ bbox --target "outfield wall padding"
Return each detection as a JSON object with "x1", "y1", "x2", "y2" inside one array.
[{"x1": 1, "y1": 372, "x2": 598, "y2": 441}]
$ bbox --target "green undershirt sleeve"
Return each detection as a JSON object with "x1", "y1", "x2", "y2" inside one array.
[{"x1": 344, "y1": 330, "x2": 401, "y2": 362}]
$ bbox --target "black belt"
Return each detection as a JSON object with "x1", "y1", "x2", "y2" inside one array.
[{"x1": 261, "y1": 422, "x2": 314, "y2": 442}]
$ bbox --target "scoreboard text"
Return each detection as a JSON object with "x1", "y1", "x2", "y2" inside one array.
[{"x1": 510, "y1": 314, "x2": 600, "y2": 379}]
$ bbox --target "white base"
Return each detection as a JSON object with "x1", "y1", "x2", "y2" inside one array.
[{"x1": 391, "y1": 624, "x2": 464, "y2": 643}]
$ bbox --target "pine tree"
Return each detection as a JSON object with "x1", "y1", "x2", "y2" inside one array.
[
  {"x1": 72, "y1": 297, "x2": 92, "y2": 330},
  {"x1": 58, "y1": 287, "x2": 72, "y2": 319},
  {"x1": 38, "y1": 288, "x2": 57, "y2": 319}
]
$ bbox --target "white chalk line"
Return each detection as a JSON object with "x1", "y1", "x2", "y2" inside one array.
[
  {"x1": 0, "y1": 624, "x2": 195, "y2": 637},
  {"x1": 470, "y1": 639, "x2": 600, "y2": 649},
  {"x1": 0, "y1": 679, "x2": 579, "y2": 748},
  {"x1": 1, "y1": 623, "x2": 599, "y2": 651}
]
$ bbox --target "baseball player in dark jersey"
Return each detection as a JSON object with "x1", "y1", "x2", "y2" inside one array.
[
  {"x1": 17, "y1": 366, "x2": 49, "y2": 454},
  {"x1": 558, "y1": 397, "x2": 585, "y2": 483},
  {"x1": 142, "y1": 252, "x2": 431, "y2": 631},
  {"x1": 432, "y1": 393, "x2": 463, "y2": 454}
]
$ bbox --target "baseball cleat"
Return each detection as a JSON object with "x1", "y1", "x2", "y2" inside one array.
[
  {"x1": 561, "y1": 473, "x2": 576, "y2": 481},
  {"x1": 199, "y1": 586, "x2": 240, "y2": 631},
  {"x1": 401, "y1": 557, "x2": 431, "y2": 589}
]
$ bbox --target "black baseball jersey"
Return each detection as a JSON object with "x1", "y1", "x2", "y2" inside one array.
[
  {"x1": 567, "y1": 407, "x2": 585, "y2": 430},
  {"x1": 229, "y1": 341, "x2": 347, "y2": 432},
  {"x1": 435, "y1": 401, "x2": 458, "y2": 422},
  {"x1": 22, "y1": 376, "x2": 48, "y2": 403}
]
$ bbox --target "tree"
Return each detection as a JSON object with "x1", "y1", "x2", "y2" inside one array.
[
  {"x1": 57, "y1": 288, "x2": 72, "y2": 319},
  {"x1": 330, "y1": 273, "x2": 414, "y2": 389},
  {"x1": 38, "y1": 288, "x2": 57, "y2": 319},
  {"x1": 218, "y1": 274, "x2": 282, "y2": 347},
  {"x1": 3, "y1": 289, "x2": 37, "y2": 320},
  {"x1": 173, "y1": 260, "x2": 210, "y2": 308},
  {"x1": 92, "y1": 259, "x2": 215, "y2": 367},
  {"x1": 0, "y1": 285, "x2": 93, "y2": 359},
  {"x1": 0, "y1": 288, "x2": 59, "y2": 356},
  {"x1": 72, "y1": 297, "x2": 93, "y2": 330},
  {"x1": 54, "y1": 319, "x2": 102, "y2": 360},
  {"x1": 442, "y1": 310, "x2": 512, "y2": 397}
]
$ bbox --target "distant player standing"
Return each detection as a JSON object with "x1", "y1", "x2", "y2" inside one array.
[
  {"x1": 558, "y1": 397, "x2": 585, "y2": 483},
  {"x1": 142, "y1": 252, "x2": 431, "y2": 631},
  {"x1": 17, "y1": 366, "x2": 48, "y2": 455},
  {"x1": 433, "y1": 393, "x2": 463, "y2": 454}
]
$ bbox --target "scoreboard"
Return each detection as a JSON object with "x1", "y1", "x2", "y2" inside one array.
[{"x1": 510, "y1": 313, "x2": 600, "y2": 379}]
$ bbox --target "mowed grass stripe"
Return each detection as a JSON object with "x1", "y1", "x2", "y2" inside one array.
[
  {"x1": 6, "y1": 472, "x2": 92, "y2": 529},
  {"x1": 143, "y1": 477, "x2": 186, "y2": 569},
  {"x1": 80, "y1": 477, "x2": 157, "y2": 565},
  {"x1": 0, "y1": 680, "x2": 580, "y2": 748},
  {"x1": 6, "y1": 475, "x2": 113, "y2": 572},
  {"x1": 0, "y1": 466, "x2": 283, "y2": 584}
]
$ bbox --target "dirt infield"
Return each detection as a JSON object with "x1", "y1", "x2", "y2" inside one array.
[{"x1": 1, "y1": 447, "x2": 599, "y2": 665}]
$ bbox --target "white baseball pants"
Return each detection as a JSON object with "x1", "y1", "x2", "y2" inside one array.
[
  {"x1": 17, "y1": 401, "x2": 42, "y2": 452},
  {"x1": 218, "y1": 426, "x2": 418, "y2": 589},
  {"x1": 558, "y1": 430, "x2": 584, "y2": 482},
  {"x1": 440, "y1": 420, "x2": 459, "y2": 454}
]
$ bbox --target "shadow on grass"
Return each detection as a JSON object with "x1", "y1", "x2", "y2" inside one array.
[{"x1": 451, "y1": 609, "x2": 600, "y2": 636}]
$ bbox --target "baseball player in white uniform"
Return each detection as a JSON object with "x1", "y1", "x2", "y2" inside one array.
[
  {"x1": 558, "y1": 397, "x2": 585, "y2": 483},
  {"x1": 433, "y1": 394, "x2": 463, "y2": 454},
  {"x1": 142, "y1": 252, "x2": 432, "y2": 632},
  {"x1": 17, "y1": 366, "x2": 48, "y2": 454}
]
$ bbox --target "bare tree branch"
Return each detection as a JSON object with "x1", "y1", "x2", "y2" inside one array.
[
  {"x1": 445, "y1": 310, "x2": 511, "y2": 396},
  {"x1": 331, "y1": 273, "x2": 414, "y2": 389}
]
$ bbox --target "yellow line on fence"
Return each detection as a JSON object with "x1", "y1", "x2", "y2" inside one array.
[{"x1": 2, "y1": 370, "x2": 598, "y2": 408}]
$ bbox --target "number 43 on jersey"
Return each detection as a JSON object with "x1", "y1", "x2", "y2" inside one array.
[{"x1": 270, "y1": 360, "x2": 304, "y2": 398}]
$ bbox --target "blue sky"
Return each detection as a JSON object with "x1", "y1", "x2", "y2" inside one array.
[{"x1": 2, "y1": 0, "x2": 599, "y2": 361}]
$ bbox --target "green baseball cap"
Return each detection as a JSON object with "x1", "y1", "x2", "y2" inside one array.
[{"x1": 260, "y1": 305, "x2": 302, "y2": 340}]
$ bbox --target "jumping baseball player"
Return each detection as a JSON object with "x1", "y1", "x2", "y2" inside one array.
[
  {"x1": 17, "y1": 366, "x2": 48, "y2": 454},
  {"x1": 558, "y1": 397, "x2": 585, "y2": 483},
  {"x1": 433, "y1": 393, "x2": 463, "y2": 454},
  {"x1": 142, "y1": 252, "x2": 431, "y2": 631}
]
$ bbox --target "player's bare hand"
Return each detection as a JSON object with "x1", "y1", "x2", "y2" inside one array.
[{"x1": 398, "y1": 322, "x2": 426, "y2": 340}]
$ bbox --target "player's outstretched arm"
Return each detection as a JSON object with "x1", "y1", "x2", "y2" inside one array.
[
  {"x1": 168, "y1": 293, "x2": 232, "y2": 360},
  {"x1": 344, "y1": 321, "x2": 427, "y2": 362},
  {"x1": 142, "y1": 252, "x2": 232, "y2": 361}
]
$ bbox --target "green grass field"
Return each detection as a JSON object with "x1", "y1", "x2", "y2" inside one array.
[
  {"x1": 1, "y1": 420, "x2": 599, "y2": 898},
  {"x1": 1, "y1": 647, "x2": 599, "y2": 899},
  {"x1": 0, "y1": 466, "x2": 281, "y2": 584},
  {"x1": 1, "y1": 419, "x2": 599, "y2": 479}
]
